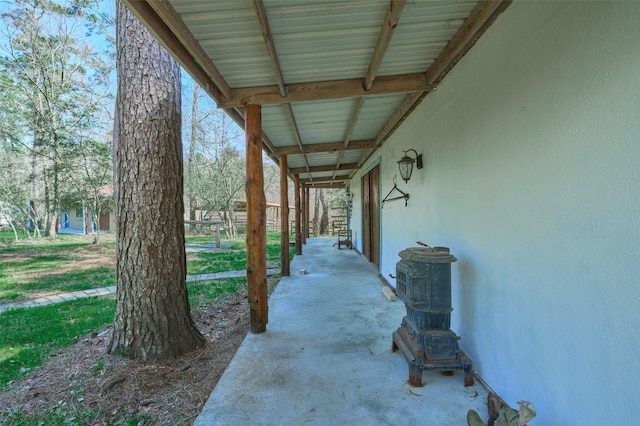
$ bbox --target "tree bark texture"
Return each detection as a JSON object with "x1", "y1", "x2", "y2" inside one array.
[
  {"x1": 294, "y1": 174, "x2": 302, "y2": 256},
  {"x1": 245, "y1": 104, "x2": 268, "y2": 333},
  {"x1": 108, "y1": 1, "x2": 204, "y2": 360},
  {"x1": 279, "y1": 155, "x2": 290, "y2": 277}
]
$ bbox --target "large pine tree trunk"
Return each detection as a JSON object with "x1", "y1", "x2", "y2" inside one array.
[{"x1": 108, "y1": 1, "x2": 204, "y2": 360}]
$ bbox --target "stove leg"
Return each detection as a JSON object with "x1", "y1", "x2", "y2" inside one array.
[
  {"x1": 408, "y1": 363, "x2": 423, "y2": 387},
  {"x1": 461, "y1": 353, "x2": 474, "y2": 387}
]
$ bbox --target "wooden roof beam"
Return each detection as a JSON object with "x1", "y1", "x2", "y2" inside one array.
[
  {"x1": 364, "y1": 0, "x2": 406, "y2": 91},
  {"x1": 362, "y1": 0, "x2": 512, "y2": 157},
  {"x1": 252, "y1": 0, "x2": 286, "y2": 98},
  {"x1": 299, "y1": 177, "x2": 348, "y2": 184},
  {"x1": 290, "y1": 163, "x2": 359, "y2": 175},
  {"x1": 218, "y1": 73, "x2": 435, "y2": 108},
  {"x1": 304, "y1": 182, "x2": 347, "y2": 189},
  {"x1": 333, "y1": 96, "x2": 366, "y2": 179},
  {"x1": 426, "y1": 0, "x2": 512, "y2": 84},
  {"x1": 123, "y1": 0, "x2": 232, "y2": 101},
  {"x1": 273, "y1": 139, "x2": 375, "y2": 156},
  {"x1": 284, "y1": 104, "x2": 311, "y2": 174},
  {"x1": 334, "y1": 1, "x2": 404, "y2": 178}
]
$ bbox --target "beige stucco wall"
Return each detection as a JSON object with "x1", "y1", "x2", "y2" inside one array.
[{"x1": 353, "y1": 2, "x2": 640, "y2": 424}]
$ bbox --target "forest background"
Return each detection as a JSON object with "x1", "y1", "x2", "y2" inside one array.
[{"x1": 0, "y1": 0, "x2": 341, "y2": 243}]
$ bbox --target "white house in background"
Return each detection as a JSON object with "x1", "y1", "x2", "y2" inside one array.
[{"x1": 59, "y1": 185, "x2": 115, "y2": 234}]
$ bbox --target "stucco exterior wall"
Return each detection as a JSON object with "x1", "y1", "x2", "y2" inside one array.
[{"x1": 353, "y1": 2, "x2": 640, "y2": 424}]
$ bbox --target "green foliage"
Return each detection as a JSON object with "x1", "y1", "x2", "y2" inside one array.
[{"x1": 0, "y1": 0, "x2": 114, "y2": 238}]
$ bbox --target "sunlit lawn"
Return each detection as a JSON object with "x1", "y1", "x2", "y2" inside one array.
[
  {"x1": 0, "y1": 230, "x2": 292, "y2": 392},
  {"x1": 0, "y1": 231, "x2": 291, "y2": 302}
]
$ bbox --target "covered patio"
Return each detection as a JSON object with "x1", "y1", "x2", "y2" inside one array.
[
  {"x1": 194, "y1": 238, "x2": 488, "y2": 425},
  {"x1": 121, "y1": 1, "x2": 639, "y2": 423}
]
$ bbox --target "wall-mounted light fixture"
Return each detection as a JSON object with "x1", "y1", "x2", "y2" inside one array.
[
  {"x1": 397, "y1": 149, "x2": 423, "y2": 183},
  {"x1": 345, "y1": 186, "x2": 353, "y2": 209}
]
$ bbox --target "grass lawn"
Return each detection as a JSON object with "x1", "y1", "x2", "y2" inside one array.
[
  {"x1": 186, "y1": 232, "x2": 294, "y2": 275},
  {"x1": 0, "y1": 297, "x2": 116, "y2": 390},
  {"x1": 0, "y1": 231, "x2": 292, "y2": 302},
  {"x1": 0, "y1": 230, "x2": 292, "y2": 391}
]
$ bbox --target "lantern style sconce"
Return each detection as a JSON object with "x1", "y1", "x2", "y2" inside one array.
[
  {"x1": 345, "y1": 186, "x2": 354, "y2": 210},
  {"x1": 397, "y1": 149, "x2": 423, "y2": 183}
]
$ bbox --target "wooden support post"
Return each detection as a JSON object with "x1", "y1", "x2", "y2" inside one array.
[
  {"x1": 245, "y1": 104, "x2": 268, "y2": 333},
  {"x1": 301, "y1": 182, "x2": 307, "y2": 244},
  {"x1": 279, "y1": 156, "x2": 290, "y2": 276},
  {"x1": 305, "y1": 187, "x2": 310, "y2": 239},
  {"x1": 294, "y1": 174, "x2": 302, "y2": 256}
]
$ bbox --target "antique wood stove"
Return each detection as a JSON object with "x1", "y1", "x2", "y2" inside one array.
[{"x1": 391, "y1": 245, "x2": 474, "y2": 387}]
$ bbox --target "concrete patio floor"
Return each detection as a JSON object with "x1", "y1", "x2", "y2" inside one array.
[{"x1": 194, "y1": 237, "x2": 488, "y2": 426}]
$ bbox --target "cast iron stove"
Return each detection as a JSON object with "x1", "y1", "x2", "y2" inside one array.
[{"x1": 391, "y1": 245, "x2": 474, "y2": 387}]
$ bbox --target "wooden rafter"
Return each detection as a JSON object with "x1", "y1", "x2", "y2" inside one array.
[
  {"x1": 252, "y1": 0, "x2": 286, "y2": 98},
  {"x1": 360, "y1": 0, "x2": 512, "y2": 165},
  {"x1": 124, "y1": 0, "x2": 512, "y2": 189},
  {"x1": 284, "y1": 104, "x2": 311, "y2": 174},
  {"x1": 218, "y1": 73, "x2": 435, "y2": 108},
  {"x1": 273, "y1": 140, "x2": 375, "y2": 156},
  {"x1": 290, "y1": 163, "x2": 358, "y2": 175},
  {"x1": 333, "y1": 0, "x2": 404, "y2": 179},
  {"x1": 364, "y1": 0, "x2": 406, "y2": 91},
  {"x1": 426, "y1": 0, "x2": 512, "y2": 85},
  {"x1": 333, "y1": 96, "x2": 366, "y2": 178},
  {"x1": 304, "y1": 182, "x2": 348, "y2": 189},
  {"x1": 300, "y1": 177, "x2": 348, "y2": 184}
]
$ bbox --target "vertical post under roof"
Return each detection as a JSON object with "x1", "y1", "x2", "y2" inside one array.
[
  {"x1": 305, "y1": 187, "x2": 310, "y2": 239},
  {"x1": 279, "y1": 155, "x2": 290, "y2": 277},
  {"x1": 245, "y1": 104, "x2": 268, "y2": 333},
  {"x1": 294, "y1": 174, "x2": 302, "y2": 256},
  {"x1": 301, "y1": 183, "x2": 307, "y2": 245}
]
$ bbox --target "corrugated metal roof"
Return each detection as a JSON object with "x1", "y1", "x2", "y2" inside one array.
[{"x1": 125, "y1": 0, "x2": 511, "y2": 188}]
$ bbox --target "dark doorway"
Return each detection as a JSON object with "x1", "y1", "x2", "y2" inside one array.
[
  {"x1": 99, "y1": 211, "x2": 110, "y2": 231},
  {"x1": 361, "y1": 165, "x2": 380, "y2": 269}
]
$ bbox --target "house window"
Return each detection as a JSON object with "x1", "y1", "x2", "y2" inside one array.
[{"x1": 76, "y1": 208, "x2": 83, "y2": 218}]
